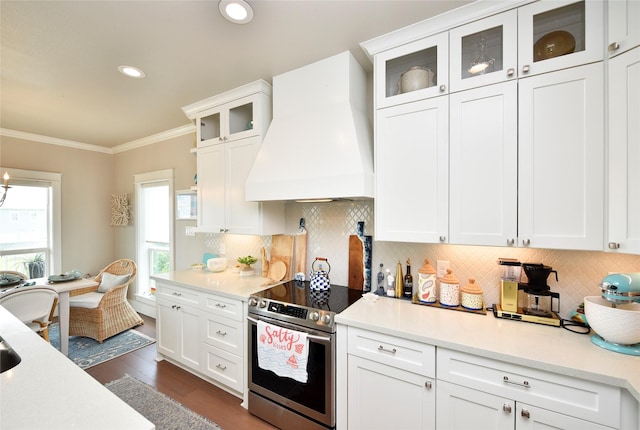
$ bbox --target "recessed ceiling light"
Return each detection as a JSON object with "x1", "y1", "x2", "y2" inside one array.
[
  {"x1": 117, "y1": 65, "x2": 146, "y2": 79},
  {"x1": 219, "y1": 0, "x2": 253, "y2": 24}
]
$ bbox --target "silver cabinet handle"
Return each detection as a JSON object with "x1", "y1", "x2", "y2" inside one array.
[
  {"x1": 172, "y1": 292, "x2": 182, "y2": 296},
  {"x1": 503, "y1": 404, "x2": 512, "y2": 414},
  {"x1": 215, "y1": 303, "x2": 227, "y2": 309},
  {"x1": 216, "y1": 330, "x2": 227, "y2": 336},
  {"x1": 377, "y1": 345, "x2": 397, "y2": 354},
  {"x1": 521, "y1": 409, "x2": 530, "y2": 419},
  {"x1": 216, "y1": 364, "x2": 227, "y2": 371},
  {"x1": 425, "y1": 381, "x2": 432, "y2": 390},
  {"x1": 503, "y1": 376, "x2": 530, "y2": 388},
  {"x1": 507, "y1": 238, "x2": 515, "y2": 246},
  {"x1": 608, "y1": 242, "x2": 620, "y2": 249},
  {"x1": 171, "y1": 305, "x2": 181, "y2": 310},
  {"x1": 608, "y1": 42, "x2": 620, "y2": 52},
  {"x1": 507, "y1": 68, "x2": 515, "y2": 77},
  {"x1": 439, "y1": 236, "x2": 446, "y2": 242},
  {"x1": 522, "y1": 64, "x2": 530, "y2": 74},
  {"x1": 522, "y1": 239, "x2": 531, "y2": 246},
  {"x1": 439, "y1": 84, "x2": 446, "y2": 92}
]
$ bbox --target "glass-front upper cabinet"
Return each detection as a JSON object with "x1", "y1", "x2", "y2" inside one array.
[
  {"x1": 449, "y1": 10, "x2": 518, "y2": 93},
  {"x1": 197, "y1": 94, "x2": 259, "y2": 147},
  {"x1": 375, "y1": 31, "x2": 448, "y2": 109},
  {"x1": 518, "y1": 0, "x2": 603, "y2": 78}
]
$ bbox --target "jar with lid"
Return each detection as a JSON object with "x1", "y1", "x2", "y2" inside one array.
[
  {"x1": 439, "y1": 269, "x2": 460, "y2": 307},
  {"x1": 460, "y1": 278, "x2": 484, "y2": 310},
  {"x1": 417, "y1": 259, "x2": 437, "y2": 303}
]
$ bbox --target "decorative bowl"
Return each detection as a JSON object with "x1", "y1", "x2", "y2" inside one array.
[
  {"x1": 534, "y1": 30, "x2": 576, "y2": 61},
  {"x1": 190, "y1": 263, "x2": 205, "y2": 271},
  {"x1": 584, "y1": 296, "x2": 640, "y2": 345},
  {"x1": 207, "y1": 258, "x2": 227, "y2": 272}
]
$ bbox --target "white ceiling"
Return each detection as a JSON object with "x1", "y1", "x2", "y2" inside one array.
[{"x1": 1, "y1": 0, "x2": 471, "y2": 148}]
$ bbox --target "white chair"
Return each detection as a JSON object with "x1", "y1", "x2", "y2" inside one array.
[{"x1": 0, "y1": 286, "x2": 59, "y2": 342}]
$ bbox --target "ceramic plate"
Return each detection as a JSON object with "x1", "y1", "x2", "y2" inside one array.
[
  {"x1": 0, "y1": 274, "x2": 23, "y2": 287},
  {"x1": 48, "y1": 274, "x2": 80, "y2": 283}
]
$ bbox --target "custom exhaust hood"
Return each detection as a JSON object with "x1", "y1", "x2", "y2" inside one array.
[{"x1": 245, "y1": 51, "x2": 374, "y2": 202}]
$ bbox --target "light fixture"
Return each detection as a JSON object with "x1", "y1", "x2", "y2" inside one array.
[
  {"x1": 468, "y1": 33, "x2": 495, "y2": 75},
  {"x1": 0, "y1": 172, "x2": 10, "y2": 207},
  {"x1": 117, "y1": 65, "x2": 146, "y2": 79},
  {"x1": 219, "y1": 0, "x2": 253, "y2": 24}
]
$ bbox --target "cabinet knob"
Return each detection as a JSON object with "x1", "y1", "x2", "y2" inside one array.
[
  {"x1": 503, "y1": 404, "x2": 512, "y2": 414},
  {"x1": 608, "y1": 42, "x2": 620, "y2": 52},
  {"x1": 439, "y1": 84, "x2": 446, "y2": 92},
  {"x1": 439, "y1": 236, "x2": 446, "y2": 242},
  {"x1": 522, "y1": 65, "x2": 530, "y2": 74},
  {"x1": 608, "y1": 242, "x2": 620, "y2": 249},
  {"x1": 521, "y1": 409, "x2": 530, "y2": 419},
  {"x1": 507, "y1": 238, "x2": 515, "y2": 246},
  {"x1": 507, "y1": 68, "x2": 515, "y2": 77},
  {"x1": 425, "y1": 381, "x2": 432, "y2": 390},
  {"x1": 523, "y1": 239, "x2": 531, "y2": 246}
]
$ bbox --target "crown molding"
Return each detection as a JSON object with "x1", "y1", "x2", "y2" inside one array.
[{"x1": 1, "y1": 124, "x2": 196, "y2": 154}]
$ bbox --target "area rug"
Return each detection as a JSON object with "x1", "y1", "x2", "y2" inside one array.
[
  {"x1": 48, "y1": 323, "x2": 155, "y2": 369},
  {"x1": 106, "y1": 375, "x2": 222, "y2": 430}
]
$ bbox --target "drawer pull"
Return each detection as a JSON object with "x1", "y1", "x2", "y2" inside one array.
[
  {"x1": 171, "y1": 305, "x2": 181, "y2": 310},
  {"x1": 521, "y1": 409, "x2": 530, "y2": 419},
  {"x1": 503, "y1": 376, "x2": 530, "y2": 388},
  {"x1": 172, "y1": 292, "x2": 182, "y2": 296},
  {"x1": 215, "y1": 303, "x2": 227, "y2": 309},
  {"x1": 216, "y1": 364, "x2": 227, "y2": 371},
  {"x1": 216, "y1": 330, "x2": 227, "y2": 336},
  {"x1": 377, "y1": 345, "x2": 397, "y2": 354},
  {"x1": 503, "y1": 404, "x2": 512, "y2": 414}
]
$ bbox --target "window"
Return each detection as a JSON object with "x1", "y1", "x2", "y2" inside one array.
[
  {"x1": 135, "y1": 170, "x2": 174, "y2": 302},
  {"x1": 0, "y1": 168, "x2": 62, "y2": 277}
]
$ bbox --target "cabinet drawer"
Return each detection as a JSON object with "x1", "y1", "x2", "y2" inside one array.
[
  {"x1": 348, "y1": 327, "x2": 435, "y2": 377},
  {"x1": 202, "y1": 294, "x2": 242, "y2": 321},
  {"x1": 437, "y1": 349, "x2": 621, "y2": 428},
  {"x1": 201, "y1": 312, "x2": 242, "y2": 356},
  {"x1": 156, "y1": 283, "x2": 201, "y2": 307},
  {"x1": 202, "y1": 344, "x2": 243, "y2": 394}
]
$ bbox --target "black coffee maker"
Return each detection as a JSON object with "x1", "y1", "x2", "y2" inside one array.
[{"x1": 520, "y1": 263, "x2": 560, "y2": 318}]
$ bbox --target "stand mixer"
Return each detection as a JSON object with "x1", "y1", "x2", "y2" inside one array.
[{"x1": 584, "y1": 273, "x2": 640, "y2": 356}]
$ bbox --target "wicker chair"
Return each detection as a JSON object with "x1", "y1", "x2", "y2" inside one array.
[{"x1": 69, "y1": 259, "x2": 143, "y2": 343}]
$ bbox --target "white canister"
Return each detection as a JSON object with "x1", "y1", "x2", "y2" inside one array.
[
  {"x1": 460, "y1": 278, "x2": 484, "y2": 310},
  {"x1": 439, "y1": 269, "x2": 460, "y2": 307},
  {"x1": 417, "y1": 259, "x2": 437, "y2": 303}
]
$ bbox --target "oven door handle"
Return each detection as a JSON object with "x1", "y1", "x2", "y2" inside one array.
[{"x1": 247, "y1": 316, "x2": 332, "y2": 343}]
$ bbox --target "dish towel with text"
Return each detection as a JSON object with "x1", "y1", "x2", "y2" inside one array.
[{"x1": 257, "y1": 320, "x2": 309, "y2": 383}]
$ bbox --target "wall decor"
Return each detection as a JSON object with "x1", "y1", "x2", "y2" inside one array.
[{"x1": 110, "y1": 193, "x2": 130, "y2": 226}]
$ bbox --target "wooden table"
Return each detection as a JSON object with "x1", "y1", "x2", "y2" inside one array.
[{"x1": 33, "y1": 277, "x2": 99, "y2": 356}]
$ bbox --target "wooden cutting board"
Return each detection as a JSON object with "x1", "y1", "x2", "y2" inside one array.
[
  {"x1": 271, "y1": 234, "x2": 294, "y2": 281},
  {"x1": 348, "y1": 235, "x2": 364, "y2": 290}
]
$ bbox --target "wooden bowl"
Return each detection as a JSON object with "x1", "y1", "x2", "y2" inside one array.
[{"x1": 534, "y1": 30, "x2": 576, "y2": 61}]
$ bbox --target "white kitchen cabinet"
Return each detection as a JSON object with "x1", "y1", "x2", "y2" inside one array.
[
  {"x1": 517, "y1": 0, "x2": 603, "y2": 78},
  {"x1": 156, "y1": 294, "x2": 201, "y2": 368},
  {"x1": 156, "y1": 281, "x2": 247, "y2": 398},
  {"x1": 346, "y1": 327, "x2": 436, "y2": 429},
  {"x1": 437, "y1": 380, "x2": 612, "y2": 430},
  {"x1": 449, "y1": 9, "x2": 518, "y2": 93},
  {"x1": 437, "y1": 348, "x2": 622, "y2": 429},
  {"x1": 518, "y1": 62, "x2": 604, "y2": 250},
  {"x1": 607, "y1": 0, "x2": 640, "y2": 58},
  {"x1": 374, "y1": 31, "x2": 448, "y2": 109},
  {"x1": 608, "y1": 46, "x2": 640, "y2": 254},
  {"x1": 449, "y1": 81, "x2": 518, "y2": 246},
  {"x1": 375, "y1": 96, "x2": 449, "y2": 243},
  {"x1": 187, "y1": 80, "x2": 284, "y2": 235}
]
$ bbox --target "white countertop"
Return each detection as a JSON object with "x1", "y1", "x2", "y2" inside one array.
[
  {"x1": 151, "y1": 269, "x2": 277, "y2": 300},
  {"x1": 0, "y1": 306, "x2": 154, "y2": 430},
  {"x1": 336, "y1": 296, "x2": 640, "y2": 403}
]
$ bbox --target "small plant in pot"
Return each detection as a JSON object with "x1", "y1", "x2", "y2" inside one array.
[
  {"x1": 237, "y1": 255, "x2": 258, "y2": 277},
  {"x1": 21, "y1": 253, "x2": 46, "y2": 279}
]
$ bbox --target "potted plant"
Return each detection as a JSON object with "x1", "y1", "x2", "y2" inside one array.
[
  {"x1": 237, "y1": 255, "x2": 258, "y2": 277},
  {"x1": 21, "y1": 253, "x2": 45, "y2": 279}
]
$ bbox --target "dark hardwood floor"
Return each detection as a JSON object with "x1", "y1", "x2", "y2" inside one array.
[{"x1": 85, "y1": 315, "x2": 277, "y2": 430}]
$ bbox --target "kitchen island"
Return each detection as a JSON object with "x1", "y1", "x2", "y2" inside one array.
[
  {"x1": 336, "y1": 296, "x2": 640, "y2": 429},
  {"x1": 0, "y1": 305, "x2": 154, "y2": 430}
]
